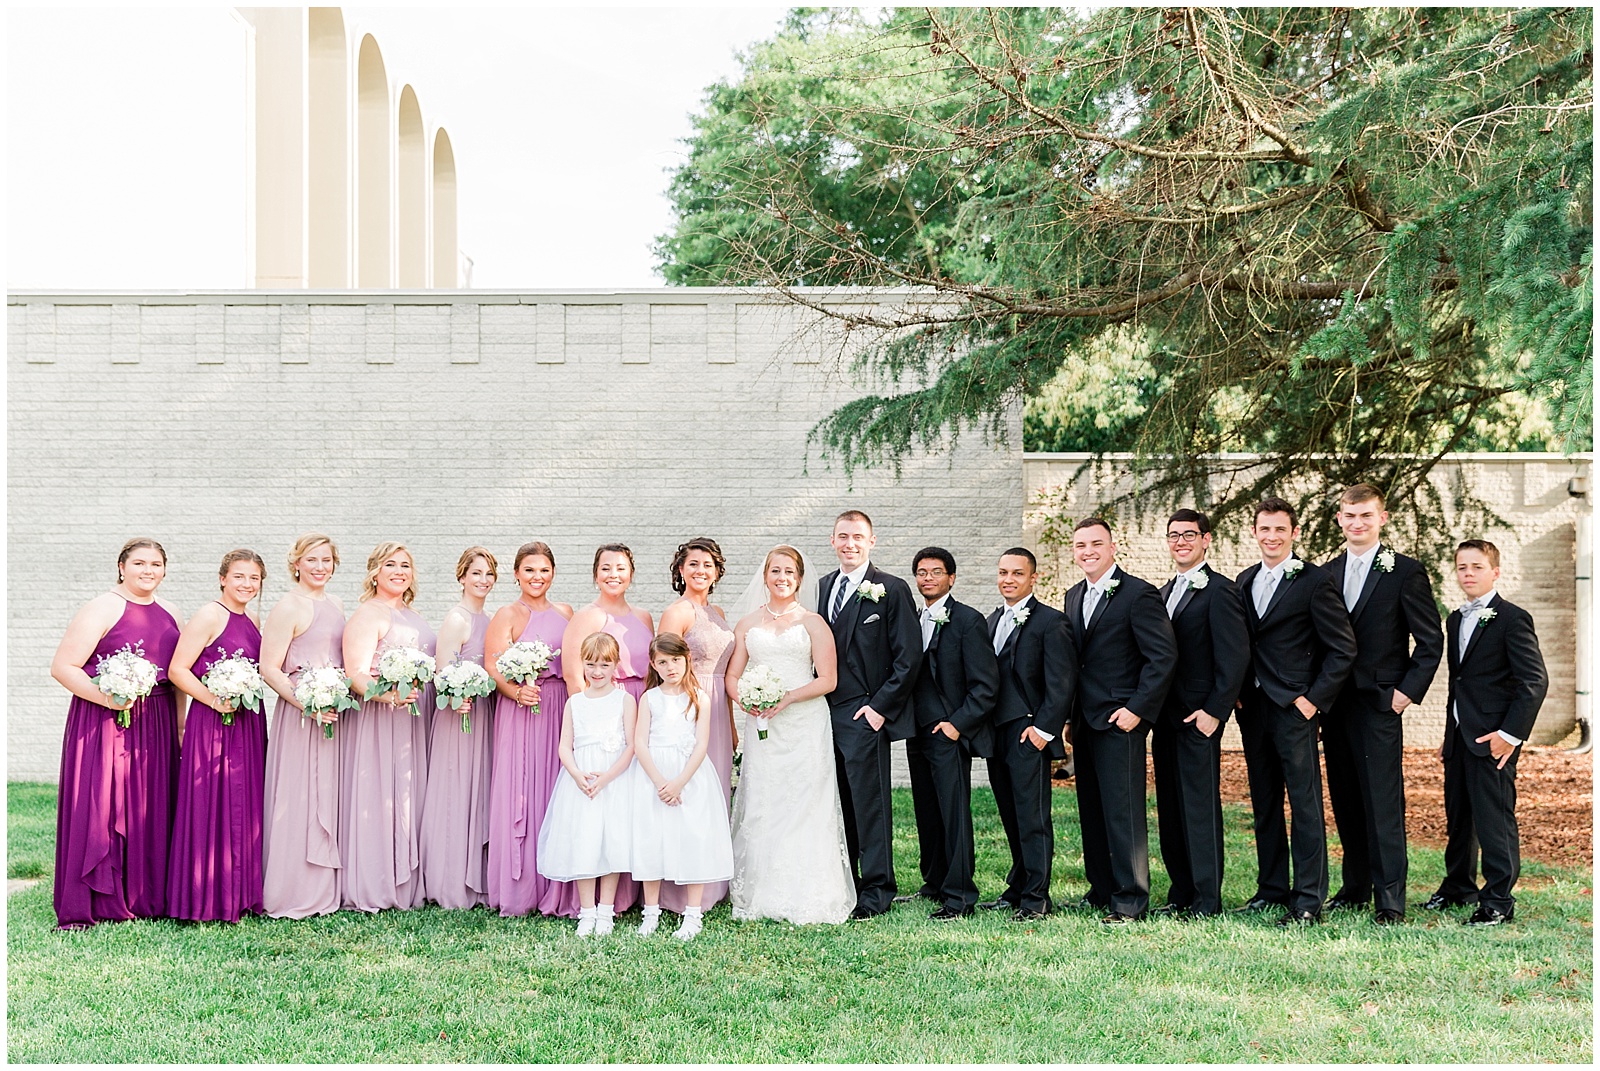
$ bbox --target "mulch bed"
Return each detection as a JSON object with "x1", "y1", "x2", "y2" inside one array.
[{"x1": 1056, "y1": 746, "x2": 1593, "y2": 869}]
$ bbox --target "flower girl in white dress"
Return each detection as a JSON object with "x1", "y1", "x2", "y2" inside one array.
[
  {"x1": 536, "y1": 632, "x2": 637, "y2": 937},
  {"x1": 627, "y1": 632, "x2": 735, "y2": 940}
]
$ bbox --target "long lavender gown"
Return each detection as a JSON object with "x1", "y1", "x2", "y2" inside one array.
[
  {"x1": 340, "y1": 604, "x2": 434, "y2": 911},
  {"x1": 601, "y1": 611, "x2": 652, "y2": 912},
  {"x1": 262, "y1": 597, "x2": 345, "y2": 918},
  {"x1": 54, "y1": 598, "x2": 181, "y2": 929},
  {"x1": 486, "y1": 607, "x2": 579, "y2": 917},
  {"x1": 419, "y1": 609, "x2": 494, "y2": 909},
  {"x1": 656, "y1": 602, "x2": 734, "y2": 913},
  {"x1": 167, "y1": 606, "x2": 266, "y2": 922}
]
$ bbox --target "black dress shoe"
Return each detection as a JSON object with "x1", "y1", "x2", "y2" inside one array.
[
  {"x1": 894, "y1": 889, "x2": 939, "y2": 904},
  {"x1": 1012, "y1": 907, "x2": 1050, "y2": 922},
  {"x1": 1464, "y1": 906, "x2": 1513, "y2": 926},
  {"x1": 1276, "y1": 909, "x2": 1320, "y2": 926},
  {"x1": 978, "y1": 898, "x2": 1018, "y2": 911},
  {"x1": 1070, "y1": 896, "x2": 1107, "y2": 913},
  {"x1": 1373, "y1": 908, "x2": 1405, "y2": 925},
  {"x1": 849, "y1": 906, "x2": 885, "y2": 921},
  {"x1": 1325, "y1": 891, "x2": 1370, "y2": 911},
  {"x1": 929, "y1": 905, "x2": 973, "y2": 921},
  {"x1": 1150, "y1": 903, "x2": 1186, "y2": 917},
  {"x1": 1234, "y1": 897, "x2": 1285, "y2": 913},
  {"x1": 1100, "y1": 911, "x2": 1143, "y2": 926},
  {"x1": 1422, "y1": 892, "x2": 1473, "y2": 911}
]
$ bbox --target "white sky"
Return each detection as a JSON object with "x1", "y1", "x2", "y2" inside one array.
[{"x1": 6, "y1": 5, "x2": 788, "y2": 290}]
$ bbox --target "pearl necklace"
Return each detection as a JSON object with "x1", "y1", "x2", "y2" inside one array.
[{"x1": 763, "y1": 602, "x2": 802, "y2": 618}]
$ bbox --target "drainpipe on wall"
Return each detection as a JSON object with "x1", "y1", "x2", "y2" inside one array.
[{"x1": 1571, "y1": 492, "x2": 1591, "y2": 754}]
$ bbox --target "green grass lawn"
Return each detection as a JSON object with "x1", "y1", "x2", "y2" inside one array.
[{"x1": 6, "y1": 780, "x2": 1591, "y2": 1062}]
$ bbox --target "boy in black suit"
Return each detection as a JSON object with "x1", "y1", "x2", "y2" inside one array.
[
  {"x1": 903, "y1": 547, "x2": 999, "y2": 919},
  {"x1": 1430, "y1": 539, "x2": 1548, "y2": 925}
]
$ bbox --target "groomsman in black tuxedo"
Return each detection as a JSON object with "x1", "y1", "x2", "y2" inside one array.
[
  {"x1": 1153, "y1": 509, "x2": 1250, "y2": 918},
  {"x1": 1430, "y1": 540, "x2": 1548, "y2": 925},
  {"x1": 902, "y1": 547, "x2": 999, "y2": 919},
  {"x1": 1062, "y1": 518, "x2": 1176, "y2": 925},
  {"x1": 816, "y1": 510, "x2": 922, "y2": 919},
  {"x1": 1235, "y1": 498, "x2": 1358, "y2": 925},
  {"x1": 979, "y1": 547, "x2": 1074, "y2": 920},
  {"x1": 1322, "y1": 484, "x2": 1444, "y2": 923}
]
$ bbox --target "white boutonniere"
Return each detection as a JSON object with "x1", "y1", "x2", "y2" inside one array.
[
  {"x1": 1103, "y1": 577, "x2": 1122, "y2": 597},
  {"x1": 930, "y1": 606, "x2": 950, "y2": 627},
  {"x1": 1477, "y1": 607, "x2": 1497, "y2": 628},
  {"x1": 858, "y1": 581, "x2": 887, "y2": 603},
  {"x1": 1376, "y1": 548, "x2": 1396, "y2": 574},
  {"x1": 1282, "y1": 558, "x2": 1305, "y2": 579},
  {"x1": 1188, "y1": 569, "x2": 1210, "y2": 591},
  {"x1": 1012, "y1": 604, "x2": 1032, "y2": 626}
]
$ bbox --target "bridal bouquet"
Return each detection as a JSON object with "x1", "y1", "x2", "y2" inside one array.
[
  {"x1": 370, "y1": 646, "x2": 435, "y2": 716},
  {"x1": 92, "y1": 643, "x2": 159, "y2": 729},
  {"x1": 435, "y1": 660, "x2": 495, "y2": 734},
  {"x1": 201, "y1": 649, "x2": 267, "y2": 726},
  {"x1": 495, "y1": 640, "x2": 558, "y2": 715},
  {"x1": 295, "y1": 665, "x2": 358, "y2": 739},
  {"x1": 738, "y1": 663, "x2": 785, "y2": 740}
]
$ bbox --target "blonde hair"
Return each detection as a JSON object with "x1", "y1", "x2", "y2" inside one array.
[
  {"x1": 579, "y1": 631, "x2": 621, "y2": 663},
  {"x1": 288, "y1": 533, "x2": 338, "y2": 582},
  {"x1": 645, "y1": 632, "x2": 704, "y2": 722},
  {"x1": 455, "y1": 546, "x2": 498, "y2": 582},
  {"x1": 764, "y1": 544, "x2": 806, "y2": 581},
  {"x1": 361, "y1": 541, "x2": 417, "y2": 605}
]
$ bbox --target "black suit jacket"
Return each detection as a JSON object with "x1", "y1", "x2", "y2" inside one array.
[
  {"x1": 1326, "y1": 546, "x2": 1444, "y2": 711},
  {"x1": 1444, "y1": 593, "x2": 1548, "y2": 757},
  {"x1": 911, "y1": 597, "x2": 1000, "y2": 758},
  {"x1": 985, "y1": 595, "x2": 1075, "y2": 758},
  {"x1": 1235, "y1": 558, "x2": 1358, "y2": 713},
  {"x1": 1062, "y1": 564, "x2": 1177, "y2": 730},
  {"x1": 817, "y1": 562, "x2": 922, "y2": 741},
  {"x1": 1157, "y1": 564, "x2": 1251, "y2": 725}
]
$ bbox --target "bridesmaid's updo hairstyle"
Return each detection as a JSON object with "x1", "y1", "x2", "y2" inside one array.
[
  {"x1": 591, "y1": 542, "x2": 636, "y2": 580},
  {"x1": 116, "y1": 538, "x2": 167, "y2": 582},
  {"x1": 763, "y1": 545, "x2": 806, "y2": 581},
  {"x1": 218, "y1": 548, "x2": 266, "y2": 589},
  {"x1": 514, "y1": 541, "x2": 556, "y2": 573},
  {"x1": 670, "y1": 537, "x2": 727, "y2": 595},
  {"x1": 579, "y1": 631, "x2": 621, "y2": 664},
  {"x1": 361, "y1": 541, "x2": 418, "y2": 606},
  {"x1": 287, "y1": 533, "x2": 339, "y2": 582},
  {"x1": 645, "y1": 632, "x2": 704, "y2": 722},
  {"x1": 455, "y1": 546, "x2": 498, "y2": 582}
]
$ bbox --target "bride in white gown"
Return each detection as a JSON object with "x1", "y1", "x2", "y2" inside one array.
[{"x1": 724, "y1": 545, "x2": 856, "y2": 924}]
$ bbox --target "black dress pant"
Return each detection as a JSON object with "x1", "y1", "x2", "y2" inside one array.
[
  {"x1": 1325, "y1": 698, "x2": 1409, "y2": 913},
  {"x1": 1075, "y1": 718, "x2": 1152, "y2": 918},
  {"x1": 1440, "y1": 729, "x2": 1521, "y2": 913},
  {"x1": 1152, "y1": 714, "x2": 1224, "y2": 915},
  {"x1": 985, "y1": 726, "x2": 1054, "y2": 913},
  {"x1": 1238, "y1": 686, "x2": 1328, "y2": 914},
  {"x1": 832, "y1": 715, "x2": 896, "y2": 914},
  {"x1": 906, "y1": 727, "x2": 978, "y2": 911}
]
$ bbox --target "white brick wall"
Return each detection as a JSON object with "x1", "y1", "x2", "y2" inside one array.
[{"x1": 7, "y1": 290, "x2": 1022, "y2": 781}]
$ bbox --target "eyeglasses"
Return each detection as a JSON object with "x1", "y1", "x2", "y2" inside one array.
[
  {"x1": 914, "y1": 568, "x2": 949, "y2": 579},
  {"x1": 1165, "y1": 531, "x2": 1203, "y2": 544}
]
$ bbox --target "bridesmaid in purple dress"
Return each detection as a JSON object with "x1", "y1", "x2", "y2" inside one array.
[
  {"x1": 657, "y1": 537, "x2": 735, "y2": 912},
  {"x1": 166, "y1": 549, "x2": 267, "y2": 922},
  {"x1": 419, "y1": 546, "x2": 499, "y2": 909},
  {"x1": 485, "y1": 541, "x2": 578, "y2": 917},
  {"x1": 342, "y1": 541, "x2": 434, "y2": 911},
  {"x1": 561, "y1": 543, "x2": 652, "y2": 913},
  {"x1": 51, "y1": 538, "x2": 183, "y2": 928},
  {"x1": 260, "y1": 533, "x2": 347, "y2": 918}
]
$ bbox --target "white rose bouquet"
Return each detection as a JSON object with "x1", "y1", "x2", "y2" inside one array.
[
  {"x1": 294, "y1": 664, "x2": 358, "y2": 739},
  {"x1": 435, "y1": 660, "x2": 495, "y2": 734},
  {"x1": 92, "y1": 643, "x2": 159, "y2": 729},
  {"x1": 737, "y1": 663, "x2": 786, "y2": 740},
  {"x1": 370, "y1": 645, "x2": 435, "y2": 716},
  {"x1": 201, "y1": 649, "x2": 267, "y2": 726},
  {"x1": 495, "y1": 640, "x2": 558, "y2": 715}
]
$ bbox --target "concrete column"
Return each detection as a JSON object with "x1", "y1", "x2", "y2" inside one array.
[
  {"x1": 397, "y1": 85, "x2": 426, "y2": 287},
  {"x1": 307, "y1": 8, "x2": 349, "y2": 287},
  {"x1": 356, "y1": 34, "x2": 391, "y2": 287},
  {"x1": 432, "y1": 129, "x2": 457, "y2": 287},
  {"x1": 239, "y1": 8, "x2": 305, "y2": 287}
]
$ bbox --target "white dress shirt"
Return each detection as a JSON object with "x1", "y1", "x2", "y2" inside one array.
[
  {"x1": 1343, "y1": 543, "x2": 1380, "y2": 613},
  {"x1": 1252, "y1": 558, "x2": 1289, "y2": 618},
  {"x1": 1166, "y1": 563, "x2": 1206, "y2": 619},
  {"x1": 1081, "y1": 564, "x2": 1120, "y2": 629},
  {"x1": 920, "y1": 593, "x2": 951, "y2": 651},
  {"x1": 829, "y1": 561, "x2": 871, "y2": 622},
  {"x1": 1454, "y1": 589, "x2": 1522, "y2": 746}
]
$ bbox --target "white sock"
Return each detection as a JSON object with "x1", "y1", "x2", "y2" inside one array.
[
  {"x1": 576, "y1": 906, "x2": 597, "y2": 938},
  {"x1": 674, "y1": 906, "x2": 703, "y2": 941},
  {"x1": 638, "y1": 904, "x2": 661, "y2": 936},
  {"x1": 595, "y1": 902, "x2": 616, "y2": 935}
]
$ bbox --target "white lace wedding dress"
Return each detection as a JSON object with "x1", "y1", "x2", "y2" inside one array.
[{"x1": 729, "y1": 623, "x2": 856, "y2": 924}]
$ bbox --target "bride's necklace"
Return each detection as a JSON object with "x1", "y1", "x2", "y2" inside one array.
[{"x1": 762, "y1": 602, "x2": 802, "y2": 618}]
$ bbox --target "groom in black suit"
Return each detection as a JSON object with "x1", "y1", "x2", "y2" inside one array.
[{"x1": 817, "y1": 510, "x2": 922, "y2": 918}]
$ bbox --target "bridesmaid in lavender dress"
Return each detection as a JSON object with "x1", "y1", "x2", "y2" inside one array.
[
  {"x1": 485, "y1": 542, "x2": 578, "y2": 917},
  {"x1": 561, "y1": 542, "x2": 653, "y2": 913},
  {"x1": 51, "y1": 538, "x2": 183, "y2": 928},
  {"x1": 657, "y1": 537, "x2": 735, "y2": 912},
  {"x1": 260, "y1": 533, "x2": 347, "y2": 918},
  {"x1": 342, "y1": 541, "x2": 434, "y2": 911},
  {"x1": 166, "y1": 549, "x2": 267, "y2": 922},
  {"x1": 419, "y1": 546, "x2": 499, "y2": 909}
]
